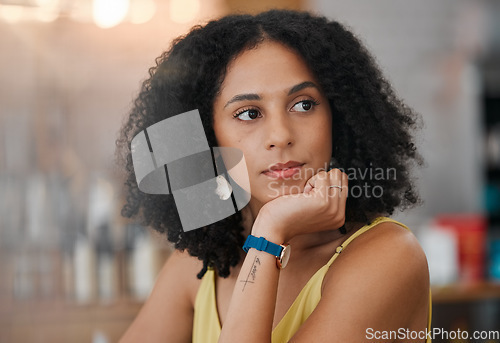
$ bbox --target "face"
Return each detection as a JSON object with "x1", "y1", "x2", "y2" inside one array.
[{"x1": 213, "y1": 41, "x2": 332, "y2": 216}]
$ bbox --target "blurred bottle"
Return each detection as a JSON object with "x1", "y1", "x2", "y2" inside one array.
[
  {"x1": 13, "y1": 248, "x2": 35, "y2": 300},
  {"x1": 484, "y1": 183, "x2": 500, "y2": 215},
  {"x1": 74, "y1": 231, "x2": 97, "y2": 303},
  {"x1": 419, "y1": 222, "x2": 459, "y2": 285},
  {"x1": 128, "y1": 227, "x2": 157, "y2": 301},
  {"x1": 434, "y1": 214, "x2": 487, "y2": 284},
  {"x1": 92, "y1": 330, "x2": 109, "y2": 343},
  {"x1": 74, "y1": 174, "x2": 115, "y2": 304},
  {"x1": 489, "y1": 231, "x2": 500, "y2": 281},
  {"x1": 486, "y1": 124, "x2": 500, "y2": 168},
  {"x1": 96, "y1": 223, "x2": 118, "y2": 303}
]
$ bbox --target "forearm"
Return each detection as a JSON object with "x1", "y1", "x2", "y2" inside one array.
[{"x1": 218, "y1": 217, "x2": 285, "y2": 343}]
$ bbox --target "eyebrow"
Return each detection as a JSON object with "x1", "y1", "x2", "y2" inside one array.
[
  {"x1": 287, "y1": 81, "x2": 318, "y2": 95},
  {"x1": 223, "y1": 81, "x2": 319, "y2": 109}
]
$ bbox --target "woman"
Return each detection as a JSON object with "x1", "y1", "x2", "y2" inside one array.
[{"x1": 117, "y1": 9, "x2": 430, "y2": 343}]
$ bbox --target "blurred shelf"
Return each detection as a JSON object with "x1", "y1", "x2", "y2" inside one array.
[
  {"x1": 0, "y1": 299, "x2": 143, "y2": 343},
  {"x1": 0, "y1": 298, "x2": 143, "y2": 321},
  {"x1": 432, "y1": 281, "x2": 500, "y2": 303}
]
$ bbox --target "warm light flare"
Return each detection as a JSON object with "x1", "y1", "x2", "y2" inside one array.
[
  {"x1": 169, "y1": 0, "x2": 199, "y2": 24},
  {"x1": 0, "y1": 0, "x2": 157, "y2": 26},
  {"x1": 0, "y1": 5, "x2": 24, "y2": 23},
  {"x1": 35, "y1": 0, "x2": 60, "y2": 23},
  {"x1": 129, "y1": 0, "x2": 156, "y2": 25},
  {"x1": 92, "y1": 0, "x2": 130, "y2": 29}
]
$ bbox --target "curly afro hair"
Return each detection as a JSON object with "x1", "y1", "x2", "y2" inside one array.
[{"x1": 116, "y1": 9, "x2": 424, "y2": 279}]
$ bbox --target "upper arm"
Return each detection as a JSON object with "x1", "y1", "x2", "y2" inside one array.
[
  {"x1": 290, "y1": 223, "x2": 430, "y2": 343},
  {"x1": 120, "y1": 249, "x2": 202, "y2": 343}
]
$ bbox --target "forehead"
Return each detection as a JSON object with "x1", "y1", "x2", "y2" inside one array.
[{"x1": 219, "y1": 41, "x2": 317, "y2": 96}]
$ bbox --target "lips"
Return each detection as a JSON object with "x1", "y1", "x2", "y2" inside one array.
[
  {"x1": 265, "y1": 161, "x2": 304, "y2": 172},
  {"x1": 262, "y1": 161, "x2": 304, "y2": 179}
]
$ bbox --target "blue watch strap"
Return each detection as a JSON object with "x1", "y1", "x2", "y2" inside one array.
[{"x1": 242, "y1": 235, "x2": 283, "y2": 257}]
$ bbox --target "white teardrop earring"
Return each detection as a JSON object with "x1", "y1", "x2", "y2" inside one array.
[{"x1": 215, "y1": 175, "x2": 232, "y2": 200}]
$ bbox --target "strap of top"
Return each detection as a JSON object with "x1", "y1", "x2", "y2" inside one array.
[
  {"x1": 321, "y1": 217, "x2": 431, "y2": 341},
  {"x1": 326, "y1": 217, "x2": 410, "y2": 267},
  {"x1": 193, "y1": 216, "x2": 431, "y2": 343}
]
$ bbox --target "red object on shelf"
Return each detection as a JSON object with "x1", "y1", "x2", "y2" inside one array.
[{"x1": 434, "y1": 214, "x2": 487, "y2": 284}]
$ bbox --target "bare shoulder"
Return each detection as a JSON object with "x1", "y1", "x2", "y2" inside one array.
[
  {"x1": 328, "y1": 220, "x2": 430, "y2": 298},
  {"x1": 349, "y1": 220, "x2": 429, "y2": 265},
  {"x1": 291, "y1": 220, "x2": 430, "y2": 342},
  {"x1": 328, "y1": 220, "x2": 429, "y2": 327},
  {"x1": 351, "y1": 220, "x2": 429, "y2": 278},
  {"x1": 119, "y1": 249, "x2": 203, "y2": 343},
  {"x1": 158, "y1": 249, "x2": 205, "y2": 305}
]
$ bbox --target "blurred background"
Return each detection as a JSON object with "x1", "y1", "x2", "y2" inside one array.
[{"x1": 0, "y1": 0, "x2": 499, "y2": 341}]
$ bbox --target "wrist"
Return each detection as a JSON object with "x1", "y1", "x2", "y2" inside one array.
[
  {"x1": 251, "y1": 209, "x2": 287, "y2": 243},
  {"x1": 243, "y1": 235, "x2": 291, "y2": 269}
]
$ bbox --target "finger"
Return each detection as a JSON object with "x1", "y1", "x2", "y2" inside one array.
[
  {"x1": 310, "y1": 170, "x2": 331, "y2": 198},
  {"x1": 341, "y1": 170, "x2": 349, "y2": 194},
  {"x1": 327, "y1": 168, "x2": 344, "y2": 197},
  {"x1": 303, "y1": 170, "x2": 328, "y2": 194},
  {"x1": 311, "y1": 169, "x2": 341, "y2": 200},
  {"x1": 303, "y1": 181, "x2": 313, "y2": 194},
  {"x1": 331, "y1": 170, "x2": 348, "y2": 230},
  {"x1": 338, "y1": 173, "x2": 348, "y2": 228},
  {"x1": 339, "y1": 171, "x2": 349, "y2": 207},
  {"x1": 330, "y1": 169, "x2": 349, "y2": 199}
]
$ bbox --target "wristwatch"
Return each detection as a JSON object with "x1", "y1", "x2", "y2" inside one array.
[{"x1": 242, "y1": 235, "x2": 291, "y2": 269}]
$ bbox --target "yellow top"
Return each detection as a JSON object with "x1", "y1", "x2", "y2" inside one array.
[{"x1": 192, "y1": 217, "x2": 432, "y2": 343}]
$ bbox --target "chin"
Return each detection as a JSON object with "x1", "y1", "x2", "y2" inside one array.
[{"x1": 262, "y1": 183, "x2": 305, "y2": 200}]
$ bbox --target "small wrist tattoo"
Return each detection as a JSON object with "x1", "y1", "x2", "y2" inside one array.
[{"x1": 240, "y1": 256, "x2": 261, "y2": 291}]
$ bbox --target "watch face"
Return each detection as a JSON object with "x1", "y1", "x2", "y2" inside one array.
[{"x1": 278, "y1": 244, "x2": 291, "y2": 269}]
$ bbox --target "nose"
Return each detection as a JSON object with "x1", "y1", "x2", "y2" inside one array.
[{"x1": 264, "y1": 111, "x2": 294, "y2": 150}]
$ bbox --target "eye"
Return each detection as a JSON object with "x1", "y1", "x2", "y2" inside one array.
[
  {"x1": 234, "y1": 108, "x2": 261, "y2": 121},
  {"x1": 291, "y1": 100, "x2": 318, "y2": 112}
]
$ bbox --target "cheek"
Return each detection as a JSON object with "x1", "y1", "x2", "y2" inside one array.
[
  {"x1": 308, "y1": 117, "x2": 332, "y2": 152},
  {"x1": 213, "y1": 116, "x2": 247, "y2": 147},
  {"x1": 213, "y1": 125, "x2": 254, "y2": 172},
  {"x1": 213, "y1": 121, "x2": 234, "y2": 147},
  {"x1": 217, "y1": 132, "x2": 245, "y2": 150},
  {"x1": 321, "y1": 113, "x2": 333, "y2": 151}
]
